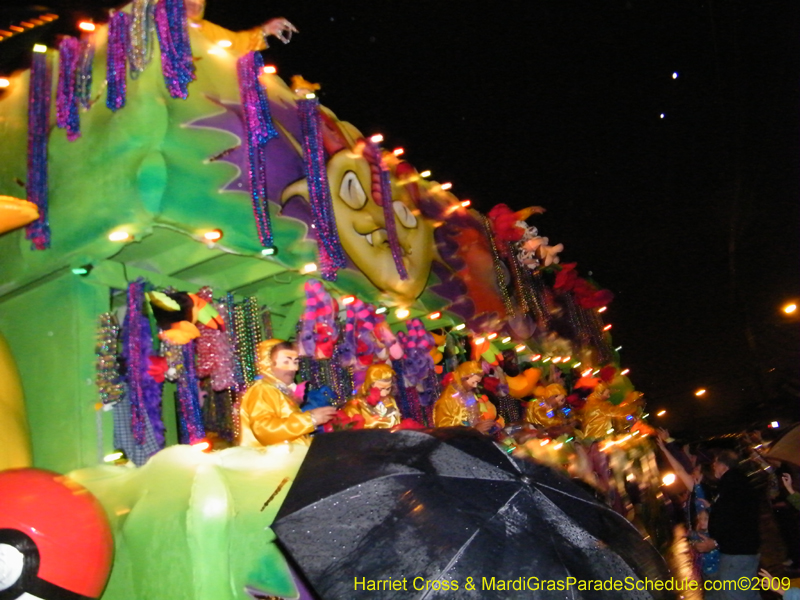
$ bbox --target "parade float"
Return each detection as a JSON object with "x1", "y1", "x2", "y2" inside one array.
[{"x1": 0, "y1": 2, "x2": 667, "y2": 598}]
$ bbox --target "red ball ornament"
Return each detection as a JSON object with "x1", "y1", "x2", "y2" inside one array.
[{"x1": 0, "y1": 468, "x2": 114, "y2": 600}]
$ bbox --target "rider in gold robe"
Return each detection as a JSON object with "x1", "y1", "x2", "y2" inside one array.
[{"x1": 342, "y1": 363, "x2": 402, "y2": 429}]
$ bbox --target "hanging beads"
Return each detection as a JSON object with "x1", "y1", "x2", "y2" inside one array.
[
  {"x1": 25, "y1": 51, "x2": 51, "y2": 250},
  {"x1": 95, "y1": 313, "x2": 124, "y2": 406},
  {"x1": 154, "y1": 0, "x2": 195, "y2": 99},
  {"x1": 128, "y1": 0, "x2": 156, "y2": 77},
  {"x1": 107, "y1": 11, "x2": 130, "y2": 110},
  {"x1": 480, "y1": 214, "x2": 515, "y2": 318},
  {"x1": 297, "y1": 97, "x2": 347, "y2": 280}
]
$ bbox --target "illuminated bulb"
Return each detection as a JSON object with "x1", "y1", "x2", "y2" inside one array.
[
  {"x1": 770, "y1": 420, "x2": 780, "y2": 429},
  {"x1": 33, "y1": 44, "x2": 48, "y2": 53},
  {"x1": 217, "y1": 39, "x2": 232, "y2": 48},
  {"x1": 262, "y1": 65, "x2": 277, "y2": 74},
  {"x1": 375, "y1": 306, "x2": 387, "y2": 314},
  {"x1": 301, "y1": 262, "x2": 318, "y2": 274},
  {"x1": 784, "y1": 303, "x2": 797, "y2": 314},
  {"x1": 598, "y1": 306, "x2": 607, "y2": 313},
  {"x1": 553, "y1": 443, "x2": 563, "y2": 450},
  {"x1": 108, "y1": 230, "x2": 130, "y2": 242},
  {"x1": 531, "y1": 354, "x2": 542, "y2": 361},
  {"x1": 672, "y1": 72, "x2": 678, "y2": 79},
  {"x1": 563, "y1": 356, "x2": 571, "y2": 362},
  {"x1": 207, "y1": 47, "x2": 223, "y2": 55},
  {"x1": 461, "y1": 199, "x2": 471, "y2": 208},
  {"x1": 660, "y1": 113, "x2": 665, "y2": 119},
  {"x1": 453, "y1": 323, "x2": 465, "y2": 331},
  {"x1": 261, "y1": 247, "x2": 276, "y2": 256},
  {"x1": 695, "y1": 389, "x2": 706, "y2": 397},
  {"x1": 515, "y1": 344, "x2": 527, "y2": 353},
  {"x1": 501, "y1": 336, "x2": 511, "y2": 344},
  {"x1": 552, "y1": 357, "x2": 562, "y2": 364},
  {"x1": 395, "y1": 308, "x2": 410, "y2": 319},
  {"x1": 662, "y1": 473, "x2": 676, "y2": 486},
  {"x1": 582, "y1": 369, "x2": 593, "y2": 377},
  {"x1": 305, "y1": 93, "x2": 316, "y2": 99},
  {"x1": 428, "y1": 311, "x2": 441, "y2": 320},
  {"x1": 341, "y1": 295, "x2": 356, "y2": 305},
  {"x1": 369, "y1": 134, "x2": 384, "y2": 144},
  {"x1": 620, "y1": 368, "x2": 630, "y2": 376},
  {"x1": 603, "y1": 324, "x2": 612, "y2": 331},
  {"x1": 487, "y1": 332, "x2": 497, "y2": 340},
  {"x1": 540, "y1": 439, "x2": 550, "y2": 446},
  {"x1": 192, "y1": 440, "x2": 211, "y2": 452},
  {"x1": 572, "y1": 362, "x2": 581, "y2": 368},
  {"x1": 440, "y1": 182, "x2": 452, "y2": 190},
  {"x1": 474, "y1": 337, "x2": 485, "y2": 345},
  {"x1": 0, "y1": 78, "x2": 9, "y2": 88},
  {"x1": 419, "y1": 170, "x2": 431, "y2": 178},
  {"x1": 392, "y1": 147, "x2": 404, "y2": 156},
  {"x1": 103, "y1": 451, "x2": 123, "y2": 462},
  {"x1": 607, "y1": 428, "x2": 614, "y2": 435},
  {"x1": 78, "y1": 21, "x2": 95, "y2": 31},
  {"x1": 656, "y1": 410, "x2": 666, "y2": 417},
  {"x1": 542, "y1": 357, "x2": 551, "y2": 363},
  {"x1": 615, "y1": 346, "x2": 622, "y2": 351},
  {"x1": 203, "y1": 229, "x2": 223, "y2": 242}
]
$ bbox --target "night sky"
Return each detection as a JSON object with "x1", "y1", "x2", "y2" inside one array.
[{"x1": 2, "y1": 0, "x2": 798, "y2": 437}]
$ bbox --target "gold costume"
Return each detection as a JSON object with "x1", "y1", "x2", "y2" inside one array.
[
  {"x1": 434, "y1": 362, "x2": 496, "y2": 428},
  {"x1": 191, "y1": 19, "x2": 267, "y2": 57},
  {"x1": 524, "y1": 383, "x2": 567, "y2": 428},
  {"x1": 239, "y1": 340, "x2": 314, "y2": 447},
  {"x1": 579, "y1": 385, "x2": 642, "y2": 440},
  {"x1": 343, "y1": 364, "x2": 402, "y2": 429}
]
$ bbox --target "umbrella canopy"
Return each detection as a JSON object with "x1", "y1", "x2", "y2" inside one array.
[
  {"x1": 274, "y1": 428, "x2": 672, "y2": 599},
  {"x1": 766, "y1": 422, "x2": 800, "y2": 466}
]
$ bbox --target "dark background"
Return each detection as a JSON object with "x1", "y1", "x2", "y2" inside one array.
[{"x1": 2, "y1": 0, "x2": 798, "y2": 437}]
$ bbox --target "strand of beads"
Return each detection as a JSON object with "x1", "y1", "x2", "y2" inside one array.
[
  {"x1": 237, "y1": 51, "x2": 278, "y2": 248},
  {"x1": 128, "y1": 0, "x2": 156, "y2": 77},
  {"x1": 480, "y1": 215, "x2": 515, "y2": 317},
  {"x1": 297, "y1": 96, "x2": 347, "y2": 280},
  {"x1": 96, "y1": 313, "x2": 124, "y2": 406},
  {"x1": 222, "y1": 293, "x2": 246, "y2": 389},
  {"x1": 364, "y1": 141, "x2": 407, "y2": 279},
  {"x1": 25, "y1": 50, "x2": 52, "y2": 250},
  {"x1": 522, "y1": 267, "x2": 552, "y2": 329},
  {"x1": 121, "y1": 281, "x2": 148, "y2": 444},
  {"x1": 176, "y1": 341, "x2": 205, "y2": 443},
  {"x1": 107, "y1": 11, "x2": 130, "y2": 110},
  {"x1": 76, "y1": 38, "x2": 94, "y2": 110},
  {"x1": 154, "y1": 0, "x2": 195, "y2": 98},
  {"x1": 391, "y1": 359, "x2": 413, "y2": 419},
  {"x1": 56, "y1": 37, "x2": 81, "y2": 140}
]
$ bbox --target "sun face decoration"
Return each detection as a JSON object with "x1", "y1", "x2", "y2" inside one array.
[{"x1": 282, "y1": 122, "x2": 434, "y2": 301}]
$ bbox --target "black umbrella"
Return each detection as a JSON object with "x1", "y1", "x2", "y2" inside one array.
[{"x1": 274, "y1": 428, "x2": 673, "y2": 599}]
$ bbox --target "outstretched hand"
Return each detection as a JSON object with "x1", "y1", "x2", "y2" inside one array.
[
  {"x1": 262, "y1": 18, "x2": 298, "y2": 44},
  {"x1": 782, "y1": 473, "x2": 796, "y2": 495},
  {"x1": 309, "y1": 406, "x2": 337, "y2": 426}
]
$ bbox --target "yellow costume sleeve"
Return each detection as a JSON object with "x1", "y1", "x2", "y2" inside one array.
[
  {"x1": 433, "y1": 387, "x2": 466, "y2": 427},
  {"x1": 240, "y1": 382, "x2": 314, "y2": 447},
  {"x1": 194, "y1": 20, "x2": 267, "y2": 57}
]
